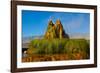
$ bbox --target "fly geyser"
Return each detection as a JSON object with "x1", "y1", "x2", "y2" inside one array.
[{"x1": 44, "y1": 19, "x2": 69, "y2": 39}]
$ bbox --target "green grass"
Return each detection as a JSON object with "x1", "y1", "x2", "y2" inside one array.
[{"x1": 27, "y1": 39, "x2": 90, "y2": 59}]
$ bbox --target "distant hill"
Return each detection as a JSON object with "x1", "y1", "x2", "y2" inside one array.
[
  {"x1": 22, "y1": 36, "x2": 43, "y2": 43},
  {"x1": 69, "y1": 33, "x2": 89, "y2": 40}
]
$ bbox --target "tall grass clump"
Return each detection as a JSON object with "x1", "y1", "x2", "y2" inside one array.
[
  {"x1": 27, "y1": 38, "x2": 90, "y2": 59},
  {"x1": 64, "y1": 39, "x2": 90, "y2": 59}
]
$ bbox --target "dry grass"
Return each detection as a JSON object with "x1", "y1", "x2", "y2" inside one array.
[{"x1": 22, "y1": 53, "x2": 88, "y2": 62}]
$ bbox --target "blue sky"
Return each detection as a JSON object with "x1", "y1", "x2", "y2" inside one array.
[{"x1": 22, "y1": 10, "x2": 90, "y2": 37}]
